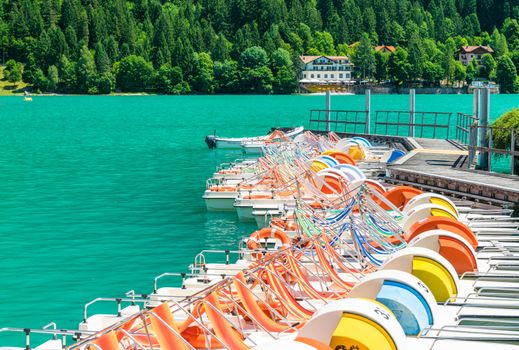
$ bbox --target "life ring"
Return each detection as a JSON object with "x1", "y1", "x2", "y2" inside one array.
[{"x1": 247, "y1": 228, "x2": 291, "y2": 259}]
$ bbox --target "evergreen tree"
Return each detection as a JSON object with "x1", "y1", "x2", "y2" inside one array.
[
  {"x1": 374, "y1": 51, "x2": 389, "y2": 82},
  {"x1": 408, "y1": 32, "x2": 425, "y2": 80},
  {"x1": 453, "y1": 61, "x2": 467, "y2": 84},
  {"x1": 47, "y1": 65, "x2": 59, "y2": 91},
  {"x1": 496, "y1": 55, "x2": 518, "y2": 93},
  {"x1": 59, "y1": 55, "x2": 77, "y2": 92},
  {"x1": 32, "y1": 68, "x2": 48, "y2": 91},
  {"x1": 0, "y1": 0, "x2": 515, "y2": 94},
  {"x1": 352, "y1": 33, "x2": 375, "y2": 79},
  {"x1": 191, "y1": 52, "x2": 214, "y2": 93},
  {"x1": 480, "y1": 53, "x2": 497, "y2": 79},
  {"x1": 95, "y1": 42, "x2": 111, "y2": 73},
  {"x1": 442, "y1": 38, "x2": 457, "y2": 84},
  {"x1": 465, "y1": 59, "x2": 480, "y2": 83},
  {"x1": 76, "y1": 45, "x2": 97, "y2": 92}
]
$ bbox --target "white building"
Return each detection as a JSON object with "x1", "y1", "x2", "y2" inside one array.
[{"x1": 299, "y1": 55, "x2": 354, "y2": 84}]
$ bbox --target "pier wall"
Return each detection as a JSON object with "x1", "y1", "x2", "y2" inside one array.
[{"x1": 301, "y1": 84, "x2": 468, "y2": 94}]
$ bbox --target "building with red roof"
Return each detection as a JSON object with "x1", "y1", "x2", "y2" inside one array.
[
  {"x1": 459, "y1": 46, "x2": 494, "y2": 66},
  {"x1": 374, "y1": 45, "x2": 396, "y2": 53}
]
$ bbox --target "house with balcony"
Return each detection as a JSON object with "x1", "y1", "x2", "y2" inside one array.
[
  {"x1": 459, "y1": 46, "x2": 494, "y2": 66},
  {"x1": 299, "y1": 55, "x2": 354, "y2": 85}
]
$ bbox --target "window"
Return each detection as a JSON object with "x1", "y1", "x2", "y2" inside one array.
[
  {"x1": 330, "y1": 74, "x2": 334, "y2": 78},
  {"x1": 324, "y1": 74, "x2": 328, "y2": 78},
  {"x1": 339, "y1": 74, "x2": 343, "y2": 79},
  {"x1": 346, "y1": 73, "x2": 350, "y2": 78},
  {"x1": 303, "y1": 74, "x2": 307, "y2": 78},
  {"x1": 311, "y1": 74, "x2": 314, "y2": 78},
  {"x1": 317, "y1": 74, "x2": 320, "y2": 78}
]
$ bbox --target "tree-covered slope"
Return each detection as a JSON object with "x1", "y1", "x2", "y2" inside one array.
[{"x1": 0, "y1": 0, "x2": 518, "y2": 93}]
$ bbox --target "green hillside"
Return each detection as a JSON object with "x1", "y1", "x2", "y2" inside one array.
[{"x1": 0, "y1": 0, "x2": 517, "y2": 93}]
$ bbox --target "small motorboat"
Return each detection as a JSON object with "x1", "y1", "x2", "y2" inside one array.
[
  {"x1": 23, "y1": 91, "x2": 32, "y2": 101},
  {"x1": 205, "y1": 126, "x2": 304, "y2": 149}
]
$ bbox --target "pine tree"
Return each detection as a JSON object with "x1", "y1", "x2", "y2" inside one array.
[
  {"x1": 496, "y1": 54, "x2": 518, "y2": 93},
  {"x1": 76, "y1": 45, "x2": 96, "y2": 92},
  {"x1": 95, "y1": 42, "x2": 111, "y2": 73},
  {"x1": 47, "y1": 65, "x2": 59, "y2": 91},
  {"x1": 352, "y1": 33, "x2": 375, "y2": 79}
]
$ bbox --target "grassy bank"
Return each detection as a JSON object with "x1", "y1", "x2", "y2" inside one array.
[{"x1": 0, "y1": 67, "x2": 29, "y2": 95}]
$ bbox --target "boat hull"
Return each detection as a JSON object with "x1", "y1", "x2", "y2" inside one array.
[
  {"x1": 206, "y1": 126, "x2": 304, "y2": 149},
  {"x1": 203, "y1": 191, "x2": 238, "y2": 211}
]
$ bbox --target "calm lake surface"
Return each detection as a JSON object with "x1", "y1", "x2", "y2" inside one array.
[{"x1": 0, "y1": 94, "x2": 518, "y2": 345}]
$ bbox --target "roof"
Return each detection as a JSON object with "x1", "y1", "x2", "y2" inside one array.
[
  {"x1": 460, "y1": 45, "x2": 494, "y2": 54},
  {"x1": 375, "y1": 45, "x2": 396, "y2": 52},
  {"x1": 299, "y1": 55, "x2": 350, "y2": 64},
  {"x1": 300, "y1": 55, "x2": 321, "y2": 64}
]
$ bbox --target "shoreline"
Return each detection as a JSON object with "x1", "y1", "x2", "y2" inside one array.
[{"x1": 1, "y1": 90, "x2": 511, "y2": 97}]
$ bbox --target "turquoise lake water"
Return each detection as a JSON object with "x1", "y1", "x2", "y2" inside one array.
[{"x1": 0, "y1": 94, "x2": 518, "y2": 345}]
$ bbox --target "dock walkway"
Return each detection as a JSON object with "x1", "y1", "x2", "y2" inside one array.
[
  {"x1": 301, "y1": 129, "x2": 519, "y2": 206},
  {"x1": 387, "y1": 137, "x2": 519, "y2": 205}
]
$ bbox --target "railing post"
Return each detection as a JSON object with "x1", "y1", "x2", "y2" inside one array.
[
  {"x1": 409, "y1": 89, "x2": 416, "y2": 137},
  {"x1": 511, "y1": 129, "x2": 516, "y2": 175},
  {"x1": 473, "y1": 88, "x2": 480, "y2": 121},
  {"x1": 365, "y1": 89, "x2": 371, "y2": 134},
  {"x1": 24, "y1": 329, "x2": 31, "y2": 350},
  {"x1": 488, "y1": 127, "x2": 493, "y2": 172},
  {"x1": 478, "y1": 87, "x2": 490, "y2": 170},
  {"x1": 446, "y1": 113, "x2": 451, "y2": 139},
  {"x1": 468, "y1": 124, "x2": 476, "y2": 168},
  {"x1": 325, "y1": 90, "x2": 331, "y2": 132}
]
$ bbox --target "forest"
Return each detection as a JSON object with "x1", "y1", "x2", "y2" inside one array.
[{"x1": 0, "y1": 0, "x2": 518, "y2": 94}]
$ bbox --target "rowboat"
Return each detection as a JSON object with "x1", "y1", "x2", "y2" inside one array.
[{"x1": 205, "y1": 126, "x2": 304, "y2": 149}]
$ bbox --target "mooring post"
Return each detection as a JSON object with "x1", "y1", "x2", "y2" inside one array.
[
  {"x1": 364, "y1": 89, "x2": 371, "y2": 135},
  {"x1": 325, "y1": 90, "x2": 331, "y2": 132},
  {"x1": 409, "y1": 89, "x2": 416, "y2": 137},
  {"x1": 478, "y1": 87, "x2": 490, "y2": 170},
  {"x1": 466, "y1": 88, "x2": 480, "y2": 168}
]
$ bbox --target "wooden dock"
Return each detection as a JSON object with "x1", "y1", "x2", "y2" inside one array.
[{"x1": 301, "y1": 129, "x2": 519, "y2": 207}]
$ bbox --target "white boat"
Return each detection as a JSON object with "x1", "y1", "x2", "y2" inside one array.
[{"x1": 205, "y1": 126, "x2": 304, "y2": 149}]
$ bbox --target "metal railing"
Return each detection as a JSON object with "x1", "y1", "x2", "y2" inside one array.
[
  {"x1": 455, "y1": 112, "x2": 478, "y2": 145},
  {"x1": 309, "y1": 109, "x2": 453, "y2": 139},
  {"x1": 309, "y1": 109, "x2": 367, "y2": 134},
  {"x1": 467, "y1": 125, "x2": 519, "y2": 174},
  {"x1": 0, "y1": 327, "x2": 95, "y2": 349},
  {"x1": 374, "y1": 110, "x2": 452, "y2": 138}
]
